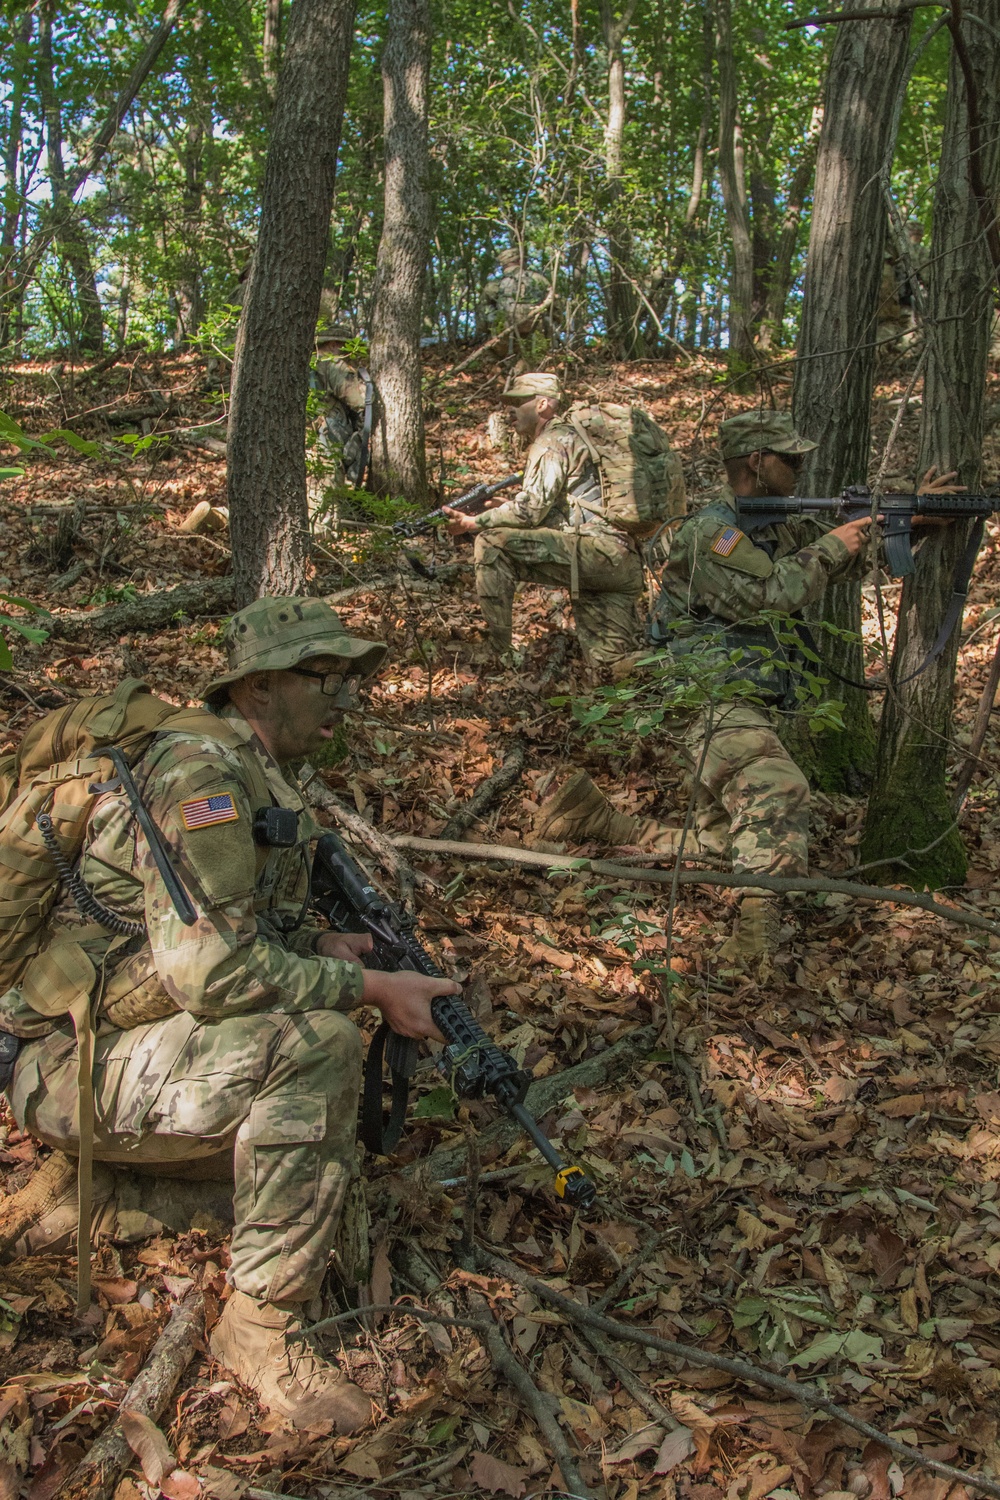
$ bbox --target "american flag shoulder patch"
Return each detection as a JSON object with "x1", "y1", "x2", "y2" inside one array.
[
  {"x1": 180, "y1": 792, "x2": 239, "y2": 830},
  {"x1": 711, "y1": 526, "x2": 744, "y2": 557}
]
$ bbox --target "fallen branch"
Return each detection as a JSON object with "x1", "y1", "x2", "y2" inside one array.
[
  {"x1": 472, "y1": 1251, "x2": 1000, "y2": 1500},
  {"x1": 303, "y1": 771, "x2": 433, "y2": 901},
  {"x1": 309, "y1": 1296, "x2": 595, "y2": 1499},
  {"x1": 309, "y1": 1292, "x2": 1000, "y2": 1500},
  {"x1": 62, "y1": 1288, "x2": 205, "y2": 1500},
  {"x1": 468, "y1": 1289, "x2": 595, "y2": 1500},
  {"x1": 440, "y1": 735, "x2": 527, "y2": 840},
  {"x1": 73, "y1": 346, "x2": 128, "y2": 385},
  {"x1": 388, "y1": 834, "x2": 1000, "y2": 939},
  {"x1": 53, "y1": 578, "x2": 234, "y2": 639},
  {"x1": 413, "y1": 1026, "x2": 655, "y2": 1183}
]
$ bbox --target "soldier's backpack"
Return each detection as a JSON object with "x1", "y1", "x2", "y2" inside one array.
[
  {"x1": 0, "y1": 678, "x2": 264, "y2": 997},
  {"x1": 564, "y1": 402, "x2": 686, "y2": 538}
]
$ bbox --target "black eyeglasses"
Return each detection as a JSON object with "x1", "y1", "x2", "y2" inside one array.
[
  {"x1": 762, "y1": 449, "x2": 805, "y2": 472},
  {"x1": 288, "y1": 667, "x2": 362, "y2": 698}
]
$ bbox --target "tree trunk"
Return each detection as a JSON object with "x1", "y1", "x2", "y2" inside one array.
[
  {"x1": 790, "y1": 1, "x2": 913, "y2": 792},
  {"x1": 174, "y1": 110, "x2": 204, "y2": 346},
  {"x1": 715, "y1": 0, "x2": 753, "y2": 377},
  {"x1": 227, "y1": 0, "x2": 356, "y2": 604},
  {"x1": 0, "y1": 4, "x2": 34, "y2": 350},
  {"x1": 38, "y1": 0, "x2": 104, "y2": 353},
  {"x1": 368, "y1": 0, "x2": 431, "y2": 503},
  {"x1": 263, "y1": 0, "x2": 282, "y2": 98},
  {"x1": 860, "y1": 4, "x2": 1000, "y2": 888},
  {"x1": 758, "y1": 107, "x2": 821, "y2": 348},
  {"x1": 600, "y1": 0, "x2": 642, "y2": 358}
]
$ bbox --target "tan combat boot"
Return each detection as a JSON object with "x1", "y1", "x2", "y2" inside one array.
[
  {"x1": 210, "y1": 1289, "x2": 373, "y2": 1433},
  {"x1": 719, "y1": 896, "x2": 782, "y2": 965},
  {"x1": 535, "y1": 770, "x2": 696, "y2": 853}
]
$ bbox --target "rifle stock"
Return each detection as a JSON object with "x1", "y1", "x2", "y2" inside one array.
[{"x1": 311, "y1": 830, "x2": 597, "y2": 1210}]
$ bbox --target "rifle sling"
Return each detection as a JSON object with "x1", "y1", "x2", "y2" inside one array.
[{"x1": 361, "y1": 1021, "x2": 415, "y2": 1156}]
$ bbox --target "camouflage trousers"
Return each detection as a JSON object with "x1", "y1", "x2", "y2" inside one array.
[
  {"x1": 473, "y1": 527, "x2": 643, "y2": 667},
  {"x1": 677, "y1": 702, "x2": 809, "y2": 877},
  {"x1": 9, "y1": 1007, "x2": 362, "y2": 1305}
]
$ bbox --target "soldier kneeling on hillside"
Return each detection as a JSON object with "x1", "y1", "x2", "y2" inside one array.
[{"x1": 0, "y1": 597, "x2": 459, "y2": 1430}]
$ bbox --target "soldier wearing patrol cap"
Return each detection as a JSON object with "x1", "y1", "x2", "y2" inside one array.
[
  {"x1": 443, "y1": 372, "x2": 644, "y2": 670},
  {"x1": 539, "y1": 409, "x2": 956, "y2": 965},
  {"x1": 5, "y1": 596, "x2": 459, "y2": 1430}
]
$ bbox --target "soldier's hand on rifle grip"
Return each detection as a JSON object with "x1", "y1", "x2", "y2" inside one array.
[
  {"x1": 317, "y1": 932, "x2": 374, "y2": 962},
  {"x1": 360, "y1": 969, "x2": 457, "y2": 1041},
  {"x1": 442, "y1": 506, "x2": 480, "y2": 536},
  {"x1": 829, "y1": 515, "x2": 874, "y2": 557}
]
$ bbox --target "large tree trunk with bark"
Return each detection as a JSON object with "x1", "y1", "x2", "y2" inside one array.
[
  {"x1": 38, "y1": 0, "x2": 104, "y2": 353},
  {"x1": 860, "y1": 5, "x2": 1000, "y2": 888},
  {"x1": 600, "y1": 0, "x2": 642, "y2": 358},
  {"x1": 368, "y1": 0, "x2": 431, "y2": 503},
  {"x1": 790, "y1": 1, "x2": 913, "y2": 792},
  {"x1": 715, "y1": 0, "x2": 753, "y2": 376},
  {"x1": 227, "y1": 0, "x2": 356, "y2": 603}
]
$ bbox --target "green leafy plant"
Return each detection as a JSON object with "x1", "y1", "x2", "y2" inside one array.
[
  {"x1": 555, "y1": 611, "x2": 864, "y2": 754},
  {"x1": 0, "y1": 593, "x2": 50, "y2": 671},
  {"x1": 82, "y1": 583, "x2": 139, "y2": 607}
]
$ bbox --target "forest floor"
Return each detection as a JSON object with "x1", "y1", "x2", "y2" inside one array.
[{"x1": 1, "y1": 347, "x2": 1000, "y2": 1500}]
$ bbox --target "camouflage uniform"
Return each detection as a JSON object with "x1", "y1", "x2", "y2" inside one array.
[
  {"x1": 474, "y1": 374, "x2": 643, "y2": 667},
  {"x1": 480, "y1": 253, "x2": 550, "y2": 339},
  {"x1": 653, "y1": 411, "x2": 867, "y2": 878},
  {"x1": 313, "y1": 355, "x2": 367, "y2": 486},
  {"x1": 7, "y1": 600, "x2": 387, "y2": 1306}
]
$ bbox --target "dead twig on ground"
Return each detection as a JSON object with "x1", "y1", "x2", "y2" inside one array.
[
  {"x1": 304, "y1": 771, "x2": 434, "y2": 901},
  {"x1": 388, "y1": 834, "x2": 1000, "y2": 938},
  {"x1": 62, "y1": 1288, "x2": 205, "y2": 1500},
  {"x1": 467, "y1": 1289, "x2": 596, "y2": 1500},
  {"x1": 473, "y1": 1249, "x2": 1000, "y2": 1500},
  {"x1": 309, "y1": 1289, "x2": 1000, "y2": 1500},
  {"x1": 441, "y1": 734, "x2": 527, "y2": 840}
]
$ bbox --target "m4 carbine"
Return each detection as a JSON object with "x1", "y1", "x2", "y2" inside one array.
[
  {"x1": 392, "y1": 473, "x2": 522, "y2": 539},
  {"x1": 311, "y1": 830, "x2": 597, "y2": 1211},
  {"x1": 736, "y1": 486, "x2": 999, "y2": 577}
]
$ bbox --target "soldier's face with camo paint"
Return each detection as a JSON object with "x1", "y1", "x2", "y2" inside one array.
[{"x1": 231, "y1": 654, "x2": 362, "y2": 765}]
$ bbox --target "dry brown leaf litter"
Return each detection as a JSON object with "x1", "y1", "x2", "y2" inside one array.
[{"x1": 0, "y1": 351, "x2": 998, "y2": 1499}]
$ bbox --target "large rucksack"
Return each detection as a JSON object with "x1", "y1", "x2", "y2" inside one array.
[
  {"x1": 564, "y1": 402, "x2": 686, "y2": 538},
  {"x1": 0, "y1": 678, "x2": 259, "y2": 996}
]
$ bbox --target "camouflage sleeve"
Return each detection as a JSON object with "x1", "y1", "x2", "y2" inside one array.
[
  {"x1": 678, "y1": 517, "x2": 853, "y2": 623},
  {"x1": 136, "y1": 737, "x2": 364, "y2": 1020},
  {"x1": 475, "y1": 433, "x2": 569, "y2": 529}
]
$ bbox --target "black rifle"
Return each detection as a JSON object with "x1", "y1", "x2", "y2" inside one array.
[
  {"x1": 736, "y1": 486, "x2": 999, "y2": 578},
  {"x1": 311, "y1": 830, "x2": 597, "y2": 1211},
  {"x1": 392, "y1": 473, "x2": 522, "y2": 539}
]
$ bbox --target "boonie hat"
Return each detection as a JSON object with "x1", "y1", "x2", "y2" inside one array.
[
  {"x1": 500, "y1": 372, "x2": 564, "y2": 404},
  {"x1": 719, "y1": 410, "x2": 818, "y2": 461},
  {"x1": 315, "y1": 320, "x2": 354, "y2": 345},
  {"x1": 203, "y1": 596, "x2": 388, "y2": 703},
  {"x1": 497, "y1": 248, "x2": 522, "y2": 269}
]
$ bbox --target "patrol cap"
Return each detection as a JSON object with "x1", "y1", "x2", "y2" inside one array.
[
  {"x1": 500, "y1": 372, "x2": 564, "y2": 404},
  {"x1": 203, "y1": 596, "x2": 388, "y2": 703},
  {"x1": 315, "y1": 320, "x2": 354, "y2": 345},
  {"x1": 719, "y1": 410, "x2": 818, "y2": 461}
]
